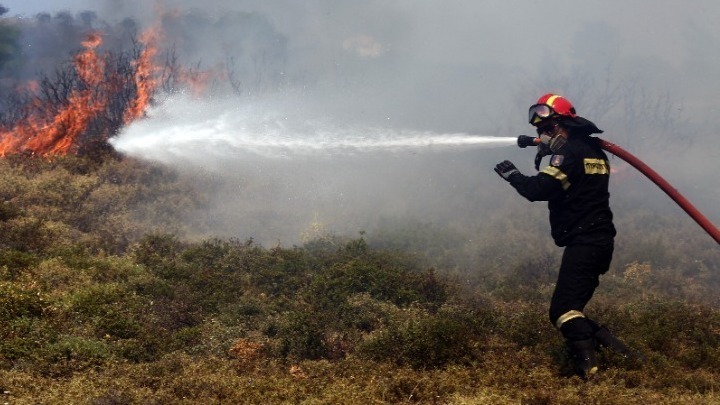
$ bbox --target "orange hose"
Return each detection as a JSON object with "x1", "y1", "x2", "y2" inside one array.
[
  {"x1": 519, "y1": 136, "x2": 720, "y2": 244},
  {"x1": 598, "y1": 138, "x2": 720, "y2": 244}
]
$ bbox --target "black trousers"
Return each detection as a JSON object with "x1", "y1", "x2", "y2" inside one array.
[{"x1": 548, "y1": 240, "x2": 614, "y2": 342}]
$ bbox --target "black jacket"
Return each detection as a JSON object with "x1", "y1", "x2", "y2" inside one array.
[{"x1": 508, "y1": 136, "x2": 616, "y2": 246}]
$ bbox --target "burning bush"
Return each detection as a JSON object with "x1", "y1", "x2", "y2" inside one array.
[
  {"x1": 0, "y1": 8, "x2": 289, "y2": 160},
  {"x1": 0, "y1": 32, "x2": 156, "y2": 157}
]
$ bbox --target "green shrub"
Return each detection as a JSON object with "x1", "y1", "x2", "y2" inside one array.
[
  {"x1": 0, "y1": 317, "x2": 55, "y2": 365},
  {"x1": 131, "y1": 233, "x2": 184, "y2": 271},
  {"x1": 0, "y1": 281, "x2": 46, "y2": 321},
  {"x1": 65, "y1": 254, "x2": 145, "y2": 285},
  {"x1": 0, "y1": 250, "x2": 40, "y2": 279},
  {"x1": 22, "y1": 168, "x2": 100, "y2": 212},
  {"x1": 0, "y1": 217, "x2": 49, "y2": 253},
  {"x1": 490, "y1": 253, "x2": 559, "y2": 303},
  {"x1": 307, "y1": 238, "x2": 447, "y2": 311},
  {"x1": 67, "y1": 283, "x2": 145, "y2": 339},
  {"x1": 174, "y1": 239, "x2": 254, "y2": 311},
  {"x1": 42, "y1": 335, "x2": 114, "y2": 375},
  {"x1": 0, "y1": 200, "x2": 22, "y2": 221},
  {"x1": 359, "y1": 305, "x2": 476, "y2": 369},
  {"x1": 491, "y1": 301, "x2": 551, "y2": 348},
  {"x1": 619, "y1": 301, "x2": 720, "y2": 369},
  {"x1": 276, "y1": 310, "x2": 330, "y2": 360}
]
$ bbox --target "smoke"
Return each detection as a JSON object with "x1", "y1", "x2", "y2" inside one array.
[
  {"x1": 110, "y1": 93, "x2": 517, "y2": 244},
  {"x1": 2, "y1": 0, "x2": 719, "y2": 245}
]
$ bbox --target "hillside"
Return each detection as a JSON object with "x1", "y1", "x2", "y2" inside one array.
[{"x1": 0, "y1": 154, "x2": 719, "y2": 404}]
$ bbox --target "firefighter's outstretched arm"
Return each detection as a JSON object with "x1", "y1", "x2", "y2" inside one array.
[{"x1": 494, "y1": 160, "x2": 563, "y2": 202}]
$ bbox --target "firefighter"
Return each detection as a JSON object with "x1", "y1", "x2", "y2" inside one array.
[{"x1": 494, "y1": 93, "x2": 638, "y2": 378}]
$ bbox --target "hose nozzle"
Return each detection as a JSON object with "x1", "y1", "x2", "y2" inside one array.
[{"x1": 517, "y1": 135, "x2": 540, "y2": 148}]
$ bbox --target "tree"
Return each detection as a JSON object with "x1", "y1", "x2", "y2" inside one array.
[{"x1": 0, "y1": 5, "x2": 20, "y2": 73}]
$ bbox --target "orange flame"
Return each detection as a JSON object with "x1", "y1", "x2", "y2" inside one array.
[
  {"x1": 178, "y1": 68, "x2": 217, "y2": 97},
  {"x1": 123, "y1": 28, "x2": 161, "y2": 124},
  {"x1": 0, "y1": 16, "x2": 219, "y2": 158},
  {"x1": 0, "y1": 32, "x2": 107, "y2": 156}
]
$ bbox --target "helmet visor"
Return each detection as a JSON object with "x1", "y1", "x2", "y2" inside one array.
[{"x1": 528, "y1": 104, "x2": 555, "y2": 125}]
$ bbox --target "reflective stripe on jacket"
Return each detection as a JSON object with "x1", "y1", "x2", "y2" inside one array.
[{"x1": 508, "y1": 136, "x2": 616, "y2": 246}]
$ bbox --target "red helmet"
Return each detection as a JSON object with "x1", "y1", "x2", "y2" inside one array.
[{"x1": 528, "y1": 93, "x2": 577, "y2": 126}]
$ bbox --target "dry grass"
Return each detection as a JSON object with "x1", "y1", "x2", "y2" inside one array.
[{"x1": 0, "y1": 155, "x2": 718, "y2": 404}]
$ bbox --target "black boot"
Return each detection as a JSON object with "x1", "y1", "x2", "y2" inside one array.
[
  {"x1": 594, "y1": 326, "x2": 646, "y2": 362},
  {"x1": 568, "y1": 339, "x2": 598, "y2": 379}
]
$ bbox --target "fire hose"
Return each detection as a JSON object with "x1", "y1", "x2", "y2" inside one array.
[{"x1": 517, "y1": 135, "x2": 720, "y2": 244}]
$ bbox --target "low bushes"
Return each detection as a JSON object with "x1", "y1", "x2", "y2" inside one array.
[{"x1": 0, "y1": 154, "x2": 718, "y2": 403}]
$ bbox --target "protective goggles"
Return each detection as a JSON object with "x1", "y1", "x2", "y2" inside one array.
[{"x1": 528, "y1": 104, "x2": 556, "y2": 125}]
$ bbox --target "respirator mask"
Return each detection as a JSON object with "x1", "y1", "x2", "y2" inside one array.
[
  {"x1": 537, "y1": 124, "x2": 567, "y2": 153},
  {"x1": 533, "y1": 123, "x2": 566, "y2": 169}
]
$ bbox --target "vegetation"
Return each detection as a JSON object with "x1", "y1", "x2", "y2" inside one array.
[
  {"x1": 0, "y1": 154, "x2": 717, "y2": 404},
  {"x1": 0, "y1": 5, "x2": 717, "y2": 403}
]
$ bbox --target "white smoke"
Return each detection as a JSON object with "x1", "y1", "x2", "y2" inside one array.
[
  {"x1": 109, "y1": 93, "x2": 520, "y2": 245},
  {"x1": 9, "y1": 0, "x2": 719, "y2": 243}
]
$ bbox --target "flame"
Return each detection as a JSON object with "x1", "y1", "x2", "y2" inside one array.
[
  {"x1": 0, "y1": 16, "x2": 217, "y2": 158},
  {"x1": 0, "y1": 32, "x2": 107, "y2": 156},
  {"x1": 0, "y1": 28, "x2": 165, "y2": 157},
  {"x1": 82, "y1": 32, "x2": 103, "y2": 49},
  {"x1": 178, "y1": 68, "x2": 216, "y2": 97},
  {"x1": 123, "y1": 28, "x2": 161, "y2": 124}
]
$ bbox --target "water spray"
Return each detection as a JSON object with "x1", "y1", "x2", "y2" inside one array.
[
  {"x1": 517, "y1": 135, "x2": 720, "y2": 244},
  {"x1": 110, "y1": 94, "x2": 718, "y2": 244},
  {"x1": 110, "y1": 96, "x2": 519, "y2": 163}
]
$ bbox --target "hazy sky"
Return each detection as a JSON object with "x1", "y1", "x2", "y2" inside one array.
[{"x1": 4, "y1": 0, "x2": 720, "y2": 120}]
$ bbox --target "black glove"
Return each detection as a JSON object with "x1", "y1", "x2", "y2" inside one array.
[{"x1": 494, "y1": 160, "x2": 520, "y2": 181}]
